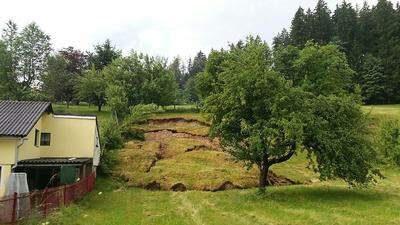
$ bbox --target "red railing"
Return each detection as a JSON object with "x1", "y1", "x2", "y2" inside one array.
[{"x1": 0, "y1": 172, "x2": 96, "y2": 224}]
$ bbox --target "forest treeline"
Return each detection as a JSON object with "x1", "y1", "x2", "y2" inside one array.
[
  {"x1": 274, "y1": 0, "x2": 400, "y2": 104},
  {"x1": 0, "y1": 0, "x2": 399, "y2": 114}
]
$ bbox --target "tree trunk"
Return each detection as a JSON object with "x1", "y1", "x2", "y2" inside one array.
[
  {"x1": 98, "y1": 104, "x2": 102, "y2": 112},
  {"x1": 259, "y1": 163, "x2": 270, "y2": 188}
]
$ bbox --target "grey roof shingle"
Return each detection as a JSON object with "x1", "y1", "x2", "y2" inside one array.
[{"x1": 0, "y1": 101, "x2": 53, "y2": 137}]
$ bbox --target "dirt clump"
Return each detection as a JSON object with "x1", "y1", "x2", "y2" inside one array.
[
  {"x1": 171, "y1": 183, "x2": 187, "y2": 192},
  {"x1": 145, "y1": 181, "x2": 161, "y2": 190}
]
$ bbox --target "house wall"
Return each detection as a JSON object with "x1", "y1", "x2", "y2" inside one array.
[
  {"x1": 39, "y1": 114, "x2": 97, "y2": 159},
  {"x1": 0, "y1": 112, "x2": 99, "y2": 197}
]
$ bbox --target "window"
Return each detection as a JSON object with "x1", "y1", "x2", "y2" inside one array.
[
  {"x1": 40, "y1": 133, "x2": 51, "y2": 146},
  {"x1": 34, "y1": 129, "x2": 39, "y2": 147}
]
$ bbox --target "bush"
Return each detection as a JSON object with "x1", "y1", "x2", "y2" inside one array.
[
  {"x1": 98, "y1": 149, "x2": 118, "y2": 176},
  {"x1": 376, "y1": 119, "x2": 400, "y2": 166},
  {"x1": 101, "y1": 119, "x2": 124, "y2": 151},
  {"x1": 99, "y1": 119, "x2": 124, "y2": 176}
]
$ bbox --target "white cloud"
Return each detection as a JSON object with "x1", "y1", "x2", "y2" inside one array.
[{"x1": 0, "y1": 0, "x2": 397, "y2": 59}]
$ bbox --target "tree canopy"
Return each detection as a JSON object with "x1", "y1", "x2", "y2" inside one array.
[{"x1": 203, "y1": 36, "x2": 379, "y2": 188}]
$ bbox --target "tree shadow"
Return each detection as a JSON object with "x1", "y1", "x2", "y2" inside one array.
[{"x1": 247, "y1": 185, "x2": 393, "y2": 205}]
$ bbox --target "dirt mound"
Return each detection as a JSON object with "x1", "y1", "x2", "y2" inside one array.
[
  {"x1": 145, "y1": 181, "x2": 161, "y2": 190},
  {"x1": 171, "y1": 183, "x2": 187, "y2": 192}
]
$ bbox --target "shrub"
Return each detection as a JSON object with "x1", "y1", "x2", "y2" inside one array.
[
  {"x1": 99, "y1": 119, "x2": 124, "y2": 176},
  {"x1": 98, "y1": 149, "x2": 118, "y2": 176},
  {"x1": 376, "y1": 119, "x2": 400, "y2": 166},
  {"x1": 101, "y1": 119, "x2": 124, "y2": 151}
]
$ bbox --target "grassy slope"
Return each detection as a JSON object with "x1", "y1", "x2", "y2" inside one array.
[{"x1": 27, "y1": 104, "x2": 400, "y2": 225}]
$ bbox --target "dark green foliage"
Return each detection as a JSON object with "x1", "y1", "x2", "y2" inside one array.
[
  {"x1": 0, "y1": 41, "x2": 19, "y2": 99},
  {"x1": 42, "y1": 55, "x2": 75, "y2": 104},
  {"x1": 293, "y1": 42, "x2": 355, "y2": 96},
  {"x1": 273, "y1": 29, "x2": 291, "y2": 49},
  {"x1": 359, "y1": 54, "x2": 386, "y2": 104},
  {"x1": 88, "y1": 39, "x2": 121, "y2": 70},
  {"x1": 375, "y1": 119, "x2": 400, "y2": 166},
  {"x1": 273, "y1": 45, "x2": 300, "y2": 85},
  {"x1": 101, "y1": 119, "x2": 124, "y2": 151},
  {"x1": 285, "y1": 0, "x2": 400, "y2": 103},
  {"x1": 290, "y1": 7, "x2": 309, "y2": 47}
]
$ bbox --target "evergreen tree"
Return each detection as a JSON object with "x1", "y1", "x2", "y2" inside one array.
[
  {"x1": 290, "y1": 7, "x2": 309, "y2": 47},
  {"x1": 273, "y1": 28, "x2": 291, "y2": 49},
  {"x1": 311, "y1": 0, "x2": 334, "y2": 45},
  {"x1": 359, "y1": 54, "x2": 386, "y2": 104},
  {"x1": 332, "y1": 1, "x2": 358, "y2": 67},
  {"x1": 89, "y1": 39, "x2": 121, "y2": 70}
]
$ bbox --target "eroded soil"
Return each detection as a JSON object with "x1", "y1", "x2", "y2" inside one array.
[{"x1": 114, "y1": 117, "x2": 299, "y2": 191}]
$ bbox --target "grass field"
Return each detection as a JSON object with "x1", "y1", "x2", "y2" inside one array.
[{"x1": 27, "y1": 104, "x2": 400, "y2": 225}]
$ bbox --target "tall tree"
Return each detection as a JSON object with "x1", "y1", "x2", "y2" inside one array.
[
  {"x1": 311, "y1": 0, "x2": 334, "y2": 45},
  {"x1": 0, "y1": 41, "x2": 19, "y2": 99},
  {"x1": 16, "y1": 23, "x2": 52, "y2": 89},
  {"x1": 273, "y1": 28, "x2": 291, "y2": 49},
  {"x1": 89, "y1": 39, "x2": 121, "y2": 70},
  {"x1": 332, "y1": 1, "x2": 359, "y2": 67},
  {"x1": 42, "y1": 55, "x2": 72, "y2": 104},
  {"x1": 188, "y1": 51, "x2": 207, "y2": 78},
  {"x1": 290, "y1": 7, "x2": 309, "y2": 47},
  {"x1": 359, "y1": 54, "x2": 386, "y2": 104}
]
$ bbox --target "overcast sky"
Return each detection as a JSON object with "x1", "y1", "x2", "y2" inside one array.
[{"x1": 0, "y1": 0, "x2": 396, "y2": 59}]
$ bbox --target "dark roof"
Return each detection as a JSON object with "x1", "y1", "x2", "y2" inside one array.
[
  {"x1": 18, "y1": 157, "x2": 92, "y2": 165},
  {"x1": 0, "y1": 101, "x2": 53, "y2": 137}
]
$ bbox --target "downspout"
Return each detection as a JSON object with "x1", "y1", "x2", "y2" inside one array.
[{"x1": 12, "y1": 138, "x2": 26, "y2": 171}]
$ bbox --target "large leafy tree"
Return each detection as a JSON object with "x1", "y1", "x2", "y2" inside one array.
[
  {"x1": 76, "y1": 67, "x2": 107, "y2": 111},
  {"x1": 15, "y1": 23, "x2": 52, "y2": 88},
  {"x1": 1, "y1": 21, "x2": 51, "y2": 91},
  {"x1": 204, "y1": 36, "x2": 378, "y2": 188}
]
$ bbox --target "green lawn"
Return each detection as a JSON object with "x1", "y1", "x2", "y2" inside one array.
[
  {"x1": 26, "y1": 104, "x2": 400, "y2": 225},
  {"x1": 363, "y1": 104, "x2": 400, "y2": 121},
  {"x1": 53, "y1": 103, "x2": 112, "y2": 125}
]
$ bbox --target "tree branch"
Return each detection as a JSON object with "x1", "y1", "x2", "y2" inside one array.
[{"x1": 268, "y1": 143, "x2": 296, "y2": 166}]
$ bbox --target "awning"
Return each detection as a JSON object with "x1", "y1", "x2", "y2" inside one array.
[{"x1": 17, "y1": 157, "x2": 92, "y2": 167}]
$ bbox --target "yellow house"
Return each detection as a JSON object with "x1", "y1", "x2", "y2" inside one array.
[{"x1": 0, "y1": 101, "x2": 100, "y2": 197}]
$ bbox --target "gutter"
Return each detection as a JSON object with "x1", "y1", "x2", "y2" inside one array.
[{"x1": 12, "y1": 137, "x2": 27, "y2": 170}]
